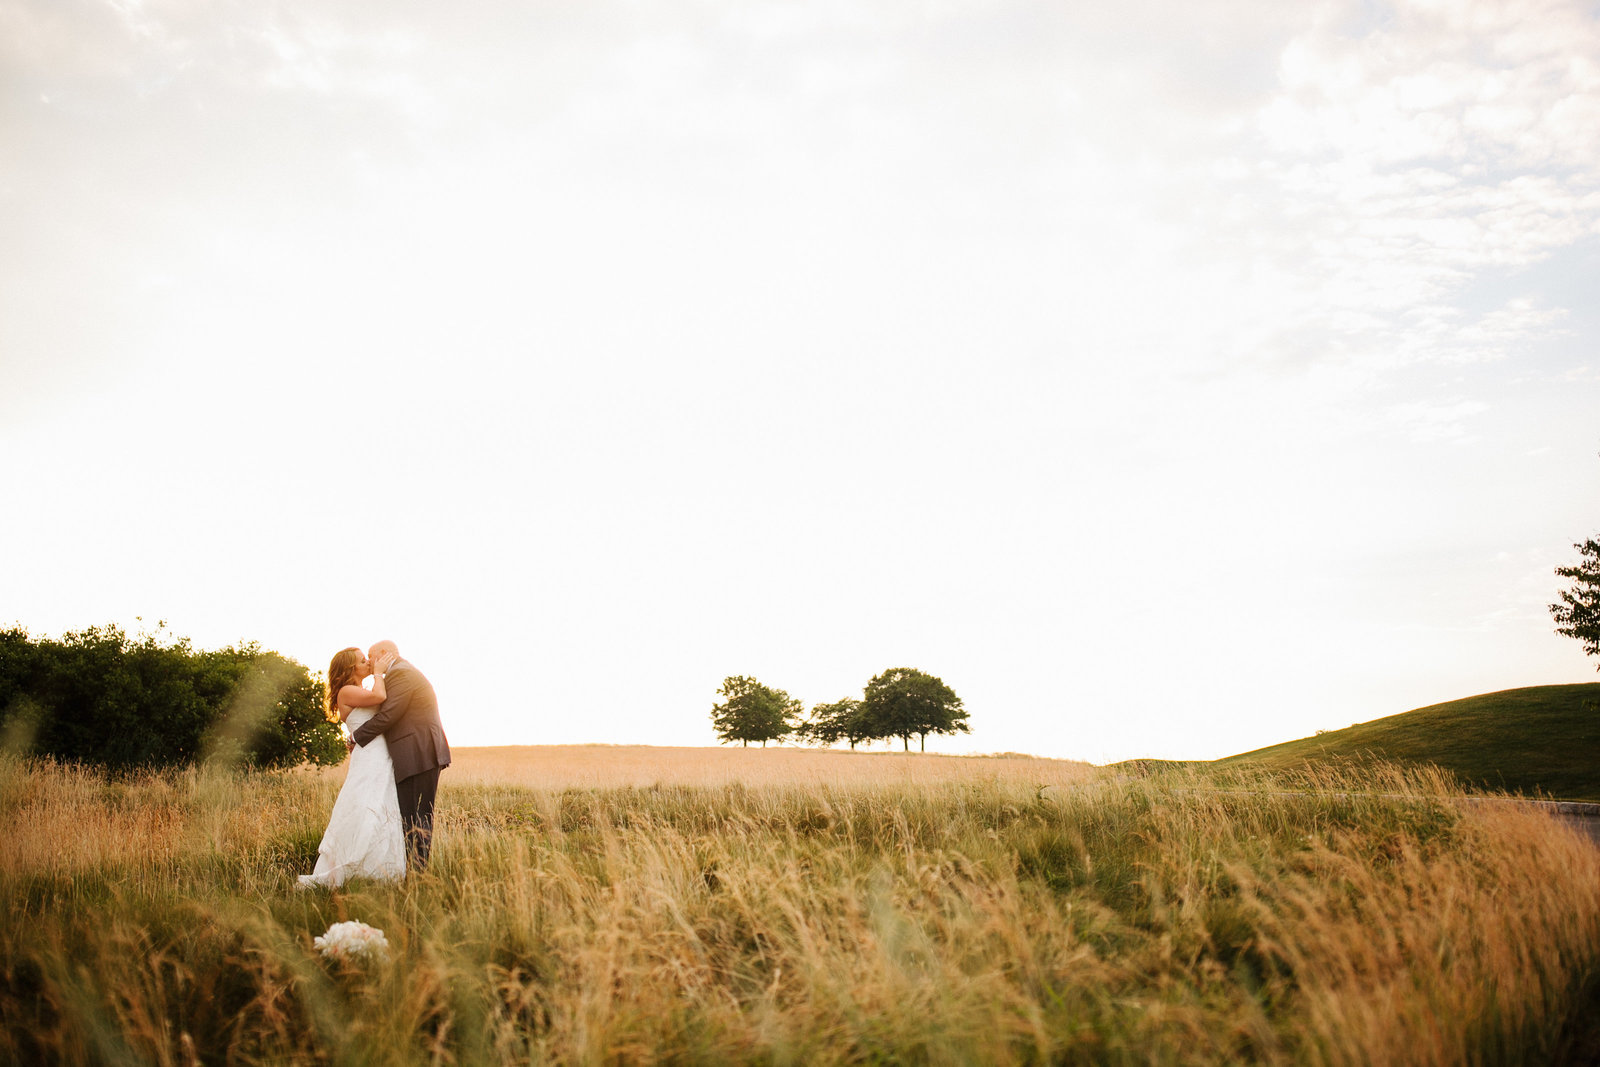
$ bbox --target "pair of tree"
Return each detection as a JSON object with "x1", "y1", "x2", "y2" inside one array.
[
  {"x1": 0, "y1": 623, "x2": 346, "y2": 769},
  {"x1": 802, "y1": 669, "x2": 970, "y2": 751},
  {"x1": 710, "y1": 667, "x2": 969, "y2": 751}
]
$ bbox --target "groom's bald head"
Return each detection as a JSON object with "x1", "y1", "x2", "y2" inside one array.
[{"x1": 369, "y1": 639, "x2": 399, "y2": 661}]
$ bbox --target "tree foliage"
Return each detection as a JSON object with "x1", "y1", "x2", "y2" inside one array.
[
  {"x1": 1551, "y1": 538, "x2": 1600, "y2": 669},
  {"x1": 714, "y1": 667, "x2": 970, "y2": 752},
  {"x1": 0, "y1": 623, "x2": 346, "y2": 770},
  {"x1": 799, "y1": 698, "x2": 870, "y2": 749},
  {"x1": 710, "y1": 675, "x2": 802, "y2": 747},
  {"x1": 861, "y1": 667, "x2": 969, "y2": 752}
]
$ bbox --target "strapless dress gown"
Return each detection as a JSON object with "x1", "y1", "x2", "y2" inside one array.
[{"x1": 297, "y1": 708, "x2": 406, "y2": 887}]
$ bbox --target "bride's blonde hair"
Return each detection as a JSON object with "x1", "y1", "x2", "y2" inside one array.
[{"x1": 326, "y1": 647, "x2": 363, "y2": 716}]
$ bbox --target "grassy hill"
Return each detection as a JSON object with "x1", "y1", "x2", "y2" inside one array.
[{"x1": 1219, "y1": 683, "x2": 1600, "y2": 802}]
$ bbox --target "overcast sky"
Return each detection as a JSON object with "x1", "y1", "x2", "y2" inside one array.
[{"x1": 2, "y1": 0, "x2": 1597, "y2": 762}]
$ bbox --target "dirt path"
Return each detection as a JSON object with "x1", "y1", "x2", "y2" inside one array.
[{"x1": 1509, "y1": 800, "x2": 1600, "y2": 846}]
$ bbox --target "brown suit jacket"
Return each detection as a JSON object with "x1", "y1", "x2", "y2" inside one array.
[{"x1": 350, "y1": 658, "x2": 451, "y2": 781}]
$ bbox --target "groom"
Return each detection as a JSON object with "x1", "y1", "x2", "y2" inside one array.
[{"x1": 350, "y1": 640, "x2": 451, "y2": 871}]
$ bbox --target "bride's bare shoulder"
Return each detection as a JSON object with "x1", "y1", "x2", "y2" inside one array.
[{"x1": 337, "y1": 683, "x2": 385, "y2": 718}]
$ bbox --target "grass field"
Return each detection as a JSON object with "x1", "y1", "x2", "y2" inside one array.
[
  {"x1": 442, "y1": 744, "x2": 1102, "y2": 790},
  {"x1": 3, "y1": 747, "x2": 1600, "y2": 1064},
  {"x1": 1218, "y1": 683, "x2": 1600, "y2": 801}
]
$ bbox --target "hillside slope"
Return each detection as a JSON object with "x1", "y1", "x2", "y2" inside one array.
[{"x1": 1220, "y1": 683, "x2": 1600, "y2": 801}]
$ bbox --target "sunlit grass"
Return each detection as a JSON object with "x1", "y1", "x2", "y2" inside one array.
[
  {"x1": 2, "y1": 750, "x2": 1598, "y2": 1064},
  {"x1": 1220, "y1": 682, "x2": 1600, "y2": 801}
]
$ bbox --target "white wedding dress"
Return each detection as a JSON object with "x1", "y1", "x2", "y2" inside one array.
[{"x1": 297, "y1": 708, "x2": 406, "y2": 888}]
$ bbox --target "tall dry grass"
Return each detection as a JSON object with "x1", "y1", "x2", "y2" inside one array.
[{"x1": 2, "y1": 751, "x2": 1597, "y2": 1064}]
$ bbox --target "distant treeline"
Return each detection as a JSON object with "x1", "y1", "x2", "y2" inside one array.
[
  {"x1": 712, "y1": 667, "x2": 969, "y2": 751},
  {"x1": 0, "y1": 624, "x2": 344, "y2": 770}
]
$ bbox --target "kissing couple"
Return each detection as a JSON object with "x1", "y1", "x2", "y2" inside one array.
[{"x1": 298, "y1": 640, "x2": 451, "y2": 889}]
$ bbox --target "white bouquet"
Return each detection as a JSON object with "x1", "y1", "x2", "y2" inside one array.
[{"x1": 313, "y1": 920, "x2": 391, "y2": 964}]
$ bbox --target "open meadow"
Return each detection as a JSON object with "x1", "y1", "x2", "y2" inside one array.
[
  {"x1": 435, "y1": 744, "x2": 1102, "y2": 790},
  {"x1": 3, "y1": 746, "x2": 1600, "y2": 1064}
]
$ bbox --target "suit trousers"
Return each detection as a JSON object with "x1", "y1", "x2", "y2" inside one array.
[{"x1": 395, "y1": 766, "x2": 442, "y2": 871}]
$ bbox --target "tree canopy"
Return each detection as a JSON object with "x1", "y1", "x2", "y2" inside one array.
[
  {"x1": 710, "y1": 675, "x2": 802, "y2": 747},
  {"x1": 861, "y1": 667, "x2": 969, "y2": 752},
  {"x1": 0, "y1": 624, "x2": 346, "y2": 770},
  {"x1": 1551, "y1": 538, "x2": 1600, "y2": 669},
  {"x1": 710, "y1": 667, "x2": 969, "y2": 752},
  {"x1": 799, "y1": 698, "x2": 870, "y2": 749}
]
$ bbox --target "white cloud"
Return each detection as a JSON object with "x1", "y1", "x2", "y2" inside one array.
[
  {"x1": 1385, "y1": 397, "x2": 1490, "y2": 442},
  {"x1": 1151, "y1": 0, "x2": 1600, "y2": 391}
]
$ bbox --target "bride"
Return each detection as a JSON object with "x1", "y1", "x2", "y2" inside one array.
[{"x1": 298, "y1": 646, "x2": 406, "y2": 888}]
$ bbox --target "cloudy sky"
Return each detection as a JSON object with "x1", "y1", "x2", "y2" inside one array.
[{"x1": 2, "y1": 0, "x2": 1597, "y2": 762}]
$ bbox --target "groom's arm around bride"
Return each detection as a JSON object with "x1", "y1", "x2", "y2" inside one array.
[{"x1": 350, "y1": 640, "x2": 451, "y2": 871}]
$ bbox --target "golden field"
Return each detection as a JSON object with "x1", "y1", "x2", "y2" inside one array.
[
  {"x1": 3, "y1": 749, "x2": 1599, "y2": 1064},
  {"x1": 434, "y1": 744, "x2": 1099, "y2": 789}
]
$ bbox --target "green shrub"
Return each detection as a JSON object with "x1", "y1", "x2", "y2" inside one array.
[{"x1": 0, "y1": 624, "x2": 344, "y2": 770}]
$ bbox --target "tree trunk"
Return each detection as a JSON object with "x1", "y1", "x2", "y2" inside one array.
[
  {"x1": 920, "y1": 734, "x2": 925, "y2": 752},
  {"x1": 743, "y1": 739, "x2": 747, "y2": 747},
  {"x1": 903, "y1": 735, "x2": 909, "y2": 751}
]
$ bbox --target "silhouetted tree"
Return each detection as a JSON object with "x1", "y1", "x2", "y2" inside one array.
[
  {"x1": 710, "y1": 675, "x2": 802, "y2": 747},
  {"x1": 861, "y1": 667, "x2": 968, "y2": 751},
  {"x1": 1552, "y1": 538, "x2": 1600, "y2": 669},
  {"x1": 800, "y1": 698, "x2": 871, "y2": 749}
]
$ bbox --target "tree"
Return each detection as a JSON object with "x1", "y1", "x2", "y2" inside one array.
[
  {"x1": 861, "y1": 667, "x2": 969, "y2": 752},
  {"x1": 0, "y1": 623, "x2": 345, "y2": 770},
  {"x1": 710, "y1": 675, "x2": 802, "y2": 747},
  {"x1": 1551, "y1": 538, "x2": 1600, "y2": 669},
  {"x1": 799, "y1": 698, "x2": 871, "y2": 749}
]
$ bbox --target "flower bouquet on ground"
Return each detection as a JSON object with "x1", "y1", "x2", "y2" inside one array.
[{"x1": 313, "y1": 921, "x2": 391, "y2": 965}]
